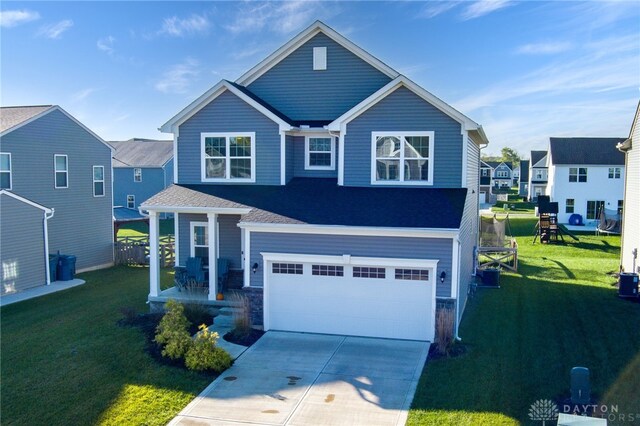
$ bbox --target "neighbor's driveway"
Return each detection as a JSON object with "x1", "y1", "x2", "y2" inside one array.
[{"x1": 170, "y1": 331, "x2": 430, "y2": 426}]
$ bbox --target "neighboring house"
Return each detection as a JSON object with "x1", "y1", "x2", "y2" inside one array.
[
  {"x1": 512, "y1": 165, "x2": 520, "y2": 187},
  {"x1": 528, "y1": 150, "x2": 548, "y2": 201},
  {"x1": 110, "y1": 138, "x2": 173, "y2": 216},
  {"x1": 0, "y1": 105, "x2": 113, "y2": 295},
  {"x1": 519, "y1": 160, "x2": 529, "y2": 197},
  {"x1": 547, "y1": 137, "x2": 626, "y2": 224},
  {"x1": 479, "y1": 160, "x2": 493, "y2": 203},
  {"x1": 140, "y1": 21, "x2": 489, "y2": 342},
  {"x1": 618, "y1": 102, "x2": 639, "y2": 274},
  {"x1": 488, "y1": 161, "x2": 513, "y2": 189}
]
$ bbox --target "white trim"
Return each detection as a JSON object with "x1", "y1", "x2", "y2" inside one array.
[
  {"x1": 305, "y1": 134, "x2": 336, "y2": 171},
  {"x1": 0, "y1": 106, "x2": 114, "y2": 152},
  {"x1": 0, "y1": 152, "x2": 12, "y2": 190},
  {"x1": 140, "y1": 205, "x2": 252, "y2": 215},
  {"x1": 149, "y1": 211, "x2": 160, "y2": 298},
  {"x1": 243, "y1": 229, "x2": 251, "y2": 288},
  {"x1": 43, "y1": 210, "x2": 53, "y2": 285},
  {"x1": 280, "y1": 132, "x2": 286, "y2": 185},
  {"x1": 159, "y1": 81, "x2": 293, "y2": 134},
  {"x1": 54, "y1": 154, "x2": 68, "y2": 189},
  {"x1": 174, "y1": 212, "x2": 180, "y2": 266},
  {"x1": 328, "y1": 76, "x2": 487, "y2": 146},
  {"x1": 461, "y1": 129, "x2": 468, "y2": 187},
  {"x1": 109, "y1": 153, "x2": 115, "y2": 265},
  {"x1": 133, "y1": 167, "x2": 142, "y2": 183},
  {"x1": 200, "y1": 132, "x2": 256, "y2": 183},
  {"x1": 370, "y1": 131, "x2": 434, "y2": 185},
  {"x1": 337, "y1": 133, "x2": 345, "y2": 185},
  {"x1": 126, "y1": 194, "x2": 135, "y2": 209},
  {"x1": 239, "y1": 222, "x2": 459, "y2": 238},
  {"x1": 92, "y1": 165, "x2": 105, "y2": 197},
  {"x1": 235, "y1": 21, "x2": 399, "y2": 86},
  {"x1": 207, "y1": 213, "x2": 218, "y2": 300},
  {"x1": 173, "y1": 128, "x2": 179, "y2": 184},
  {"x1": 261, "y1": 252, "x2": 440, "y2": 269},
  {"x1": 450, "y1": 238, "x2": 460, "y2": 298},
  {"x1": 189, "y1": 221, "x2": 209, "y2": 259}
]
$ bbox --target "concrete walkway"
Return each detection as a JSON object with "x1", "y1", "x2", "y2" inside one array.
[
  {"x1": 171, "y1": 331, "x2": 430, "y2": 426},
  {"x1": 0, "y1": 279, "x2": 85, "y2": 307},
  {"x1": 207, "y1": 323, "x2": 248, "y2": 360}
]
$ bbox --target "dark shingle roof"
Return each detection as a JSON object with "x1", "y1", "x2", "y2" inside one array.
[
  {"x1": 109, "y1": 138, "x2": 173, "y2": 168},
  {"x1": 530, "y1": 150, "x2": 547, "y2": 167},
  {"x1": 549, "y1": 137, "x2": 626, "y2": 165},
  {"x1": 519, "y1": 160, "x2": 530, "y2": 181},
  {"x1": 143, "y1": 178, "x2": 467, "y2": 229},
  {"x1": 0, "y1": 105, "x2": 54, "y2": 133}
]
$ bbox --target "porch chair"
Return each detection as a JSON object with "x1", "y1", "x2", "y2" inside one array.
[
  {"x1": 174, "y1": 257, "x2": 206, "y2": 291},
  {"x1": 217, "y1": 258, "x2": 230, "y2": 294}
]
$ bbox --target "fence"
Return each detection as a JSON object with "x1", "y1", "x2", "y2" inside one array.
[{"x1": 114, "y1": 235, "x2": 175, "y2": 267}]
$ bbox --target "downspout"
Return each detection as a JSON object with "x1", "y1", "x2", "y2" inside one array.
[
  {"x1": 44, "y1": 208, "x2": 55, "y2": 284},
  {"x1": 454, "y1": 236, "x2": 462, "y2": 341}
]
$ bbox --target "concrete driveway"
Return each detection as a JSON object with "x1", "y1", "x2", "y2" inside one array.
[{"x1": 170, "y1": 331, "x2": 430, "y2": 426}]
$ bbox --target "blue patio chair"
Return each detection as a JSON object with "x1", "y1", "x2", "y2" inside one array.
[
  {"x1": 174, "y1": 257, "x2": 206, "y2": 291},
  {"x1": 217, "y1": 258, "x2": 230, "y2": 293}
]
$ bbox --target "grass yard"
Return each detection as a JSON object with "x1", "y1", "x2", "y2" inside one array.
[
  {"x1": 117, "y1": 218, "x2": 174, "y2": 237},
  {"x1": 0, "y1": 266, "x2": 211, "y2": 426},
  {"x1": 409, "y1": 218, "x2": 640, "y2": 425}
]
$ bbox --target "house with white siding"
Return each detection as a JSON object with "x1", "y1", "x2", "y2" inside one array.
[
  {"x1": 0, "y1": 106, "x2": 114, "y2": 295},
  {"x1": 618, "y1": 102, "x2": 640, "y2": 274},
  {"x1": 547, "y1": 137, "x2": 626, "y2": 224},
  {"x1": 140, "y1": 21, "x2": 489, "y2": 342}
]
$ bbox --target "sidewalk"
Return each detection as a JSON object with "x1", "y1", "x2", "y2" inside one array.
[{"x1": 0, "y1": 279, "x2": 86, "y2": 307}]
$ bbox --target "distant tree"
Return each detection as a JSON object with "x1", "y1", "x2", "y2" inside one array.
[
  {"x1": 501, "y1": 147, "x2": 521, "y2": 165},
  {"x1": 481, "y1": 155, "x2": 501, "y2": 163}
]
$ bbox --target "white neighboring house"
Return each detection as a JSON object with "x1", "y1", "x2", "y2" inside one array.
[
  {"x1": 618, "y1": 102, "x2": 640, "y2": 274},
  {"x1": 547, "y1": 137, "x2": 626, "y2": 224}
]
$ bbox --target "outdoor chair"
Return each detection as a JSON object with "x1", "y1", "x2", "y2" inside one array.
[{"x1": 174, "y1": 256, "x2": 206, "y2": 291}]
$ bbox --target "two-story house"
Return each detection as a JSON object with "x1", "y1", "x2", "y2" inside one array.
[
  {"x1": 512, "y1": 165, "x2": 520, "y2": 187},
  {"x1": 519, "y1": 160, "x2": 529, "y2": 197},
  {"x1": 618, "y1": 102, "x2": 639, "y2": 274},
  {"x1": 547, "y1": 137, "x2": 626, "y2": 224},
  {"x1": 488, "y1": 161, "x2": 513, "y2": 189},
  {"x1": 479, "y1": 160, "x2": 493, "y2": 203},
  {"x1": 141, "y1": 21, "x2": 489, "y2": 342},
  {"x1": 0, "y1": 105, "x2": 113, "y2": 295},
  {"x1": 110, "y1": 138, "x2": 173, "y2": 216},
  {"x1": 528, "y1": 150, "x2": 548, "y2": 201}
]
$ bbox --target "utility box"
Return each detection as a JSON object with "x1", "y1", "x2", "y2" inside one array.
[
  {"x1": 481, "y1": 268, "x2": 500, "y2": 287},
  {"x1": 618, "y1": 273, "x2": 639, "y2": 298},
  {"x1": 570, "y1": 367, "x2": 591, "y2": 405}
]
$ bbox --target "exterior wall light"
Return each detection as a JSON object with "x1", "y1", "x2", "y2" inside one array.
[
  {"x1": 252, "y1": 263, "x2": 259, "y2": 274},
  {"x1": 440, "y1": 271, "x2": 447, "y2": 283}
]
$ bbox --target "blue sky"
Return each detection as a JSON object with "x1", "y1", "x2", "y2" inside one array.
[{"x1": 1, "y1": 1, "x2": 638, "y2": 156}]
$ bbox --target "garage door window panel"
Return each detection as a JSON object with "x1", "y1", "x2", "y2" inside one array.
[
  {"x1": 272, "y1": 263, "x2": 303, "y2": 274},
  {"x1": 311, "y1": 264, "x2": 344, "y2": 277},
  {"x1": 353, "y1": 267, "x2": 386, "y2": 279},
  {"x1": 395, "y1": 268, "x2": 429, "y2": 281}
]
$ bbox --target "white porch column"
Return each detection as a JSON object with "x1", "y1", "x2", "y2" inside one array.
[
  {"x1": 207, "y1": 212, "x2": 218, "y2": 300},
  {"x1": 174, "y1": 212, "x2": 180, "y2": 266},
  {"x1": 149, "y1": 211, "x2": 160, "y2": 297}
]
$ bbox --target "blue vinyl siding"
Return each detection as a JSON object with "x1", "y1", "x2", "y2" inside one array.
[
  {"x1": 164, "y1": 158, "x2": 174, "y2": 187},
  {"x1": 0, "y1": 195, "x2": 47, "y2": 294},
  {"x1": 247, "y1": 33, "x2": 391, "y2": 121},
  {"x1": 178, "y1": 213, "x2": 241, "y2": 269},
  {"x1": 177, "y1": 90, "x2": 281, "y2": 185},
  {"x1": 113, "y1": 167, "x2": 165, "y2": 209},
  {"x1": 343, "y1": 86, "x2": 463, "y2": 188},
  {"x1": 249, "y1": 232, "x2": 454, "y2": 298},
  {"x1": 0, "y1": 109, "x2": 113, "y2": 271},
  {"x1": 285, "y1": 135, "x2": 295, "y2": 184},
  {"x1": 292, "y1": 135, "x2": 339, "y2": 178}
]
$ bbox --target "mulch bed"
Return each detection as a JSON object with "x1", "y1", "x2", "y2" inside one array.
[
  {"x1": 428, "y1": 342, "x2": 468, "y2": 361},
  {"x1": 223, "y1": 328, "x2": 265, "y2": 347}
]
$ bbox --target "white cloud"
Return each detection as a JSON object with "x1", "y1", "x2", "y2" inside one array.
[
  {"x1": 97, "y1": 36, "x2": 116, "y2": 54},
  {"x1": 155, "y1": 58, "x2": 199, "y2": 94},
  {"x1": 419, "y1": 1, "x2": 460, "y2": 19},
  {"x1": 0, "y1": 9, "x2": 40, "y2": 27},
  {"x1": 38, "y1": 19, "x2": 73, "y2": 39},
  {"x1": 516, "y1": 41, "x2": 573, "y2": 55},
  {"x1": 159, "y1": 13, "x2": 210, "y2": 37},
  {"x1": 460, "y1": 0, "x2": 511, "y2": 20},
  {"x1": 225, "y1": 1, "x2": 332, "y2": 35},
  {"x1": 71, "y1": 88, "x2": 97, "y2": 102}
]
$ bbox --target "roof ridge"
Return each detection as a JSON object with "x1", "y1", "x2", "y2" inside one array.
[{"x1": 0, "y1": 105, "x2": 54, "y2": 109}]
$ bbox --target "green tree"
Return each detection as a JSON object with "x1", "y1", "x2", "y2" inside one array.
[{"x1": 501, "y1": 147, "x2": 520, "y2": 165}]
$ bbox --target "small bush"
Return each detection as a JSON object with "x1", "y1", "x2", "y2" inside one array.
[
  {"x1": 185, "y1": 324, "x2": 233, "y2": 372},
  {"x1": 155, "y1": 299, "x2": 192, "y2": 360},
  {"x1": 183, "y1": 302, "x2": 211, "y2": 331},
  {"x1": 226, "y1": 292, "x2": 253, "y2": 338},
  {"x1": 435, "y1": 307, "x2": 455, "y2": 356}
]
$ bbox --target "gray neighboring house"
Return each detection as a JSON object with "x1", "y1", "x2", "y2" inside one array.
[
  {"x1": 487, "y1": 161, "x2": 513, "y2": 189},
  {"x1": 479, "y1": 160, "x2": 494, "y2": 203},
  {"x1": 141, "y1": 21, "x2": 489, "y2": 342},
  {"x1": 519, "y1": 160, "x2": 530, "y2": 197},
  {"x1": 0, "y1": 105, "x2": 113, "y2": 295},
  {"x1": 529, "y1": 150, "x2": 548, "y2": 201},
  {"x1": 618, "y1": 102, "x2": 639, "y2": 274}
]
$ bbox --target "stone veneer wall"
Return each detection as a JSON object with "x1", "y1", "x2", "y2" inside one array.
[{"x1": 242, "y1": 287, "x2": 264, "y2": 326}]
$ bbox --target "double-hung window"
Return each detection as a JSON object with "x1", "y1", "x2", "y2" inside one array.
[
  {"x1": 372, "y1": 131, "x2": 434, "y2": 184},
  {"x1": 127, "y1": 195, "x2": 135, "y2": 209},
  {"x1": 305, "y1": 136, "x2": 335, "y2": 170},
  {"x1": 54, "y1": 155, "x2": 68, "y2": 188},
  {"x1": 190, "y1": 223, "x2": 209, "y2": 265},
  {"x1": 608, "y1": 167, "x2": 621, "y2": 179},
  {"x1": 134, "y1": 168, "x2": 142, "y2": 182},
  {"x1": 202, "y1": 133, "x2": 255, "y2": 182},
  {"x1": 481, "y1": 169, "x2": 488, "y2": 177},
  {"x1": 0, "y1": 153, "x2": 11, "y2": 189},
  {"x1": 565, "y1": 199, "x2": 574, "y2": 214},
  {"x1": 93, "y1": 166, "x2": 104, "y2": 197},
  {"x1": 569, "y1": 167, "x2": 587, "y2": 182}
]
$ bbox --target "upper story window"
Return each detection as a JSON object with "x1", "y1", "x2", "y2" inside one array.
[
  {"x1": 372, "y1": 131, "x2": 434, "y2": 185},
  {"x1": 608, "y1": 167, "x2": 621, "y2": 179},
  {"x1": 569, "y1": 167, "x2": 587, "y2": 183},
  {"x1": 93, "y1": 166, "x2": 105, "y2": 197},
  {"x1": 535, "y1": 169, "x2": 544, "y2": 180},
  {"x1": 496, "y1": 170, "x2": 508, "y2": 178},
  {"x1": 127, "y1": 194, "x2": 135, "y2": 209},
  {"x1": 0, "y1": 153, "x2": 11, "y2": 190},
  {"x1": 134, "y1": 168, "x2": 142, "y2": 182},
  {"x1": 54, "y1": 154, "x2": 68, "y2": 189},
  {"x1": 305, "y1": 136, "x2": 335, "y2": 170},
  {"x1": 201, "y1": 132, "x2": 255, "y2": 182},
  {"x1": 481, "y1": 169, "x2": 489, "y2": 177}
]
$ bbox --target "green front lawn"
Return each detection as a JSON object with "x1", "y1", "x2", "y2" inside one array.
[
  {"x1": 0, "y1": 266, "x2": 211, "y2": 426},
  {"x1": 117, "y1": 218, "x2": 174, "y2": 237},
  {"x1": 409, "y1": 224, "x2": 640, "y2": 425}
]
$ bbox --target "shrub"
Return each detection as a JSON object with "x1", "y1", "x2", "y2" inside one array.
[
  {"x1": 183, "y1": 302, "x2": 211, "y2": 331},
  {"x1": 185, "y1": 324, "x2": 233, "y2": 372},
  {"x1": 226, "y1": 292, "x2": 253, "y2": 338},
  {"x1": 154, "y1": 299, "x2": 192, "y2": 360},
  {"x1": 435, "y1": 307, "x2": 455, "y2": 356}
]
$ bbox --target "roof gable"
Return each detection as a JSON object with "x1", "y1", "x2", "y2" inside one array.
[
  {"x1": 549, "y1": 137, "x2": 625, "y2": 166},
  {"x1": 109, "y1": 139, "x2": 173, "y2": 168},
  {"x1": 530, "y1": 150, "x2": 547, "y2": 168},
  {"x1": 1, "y1": 105, "x2": 54, "y2": 134}
]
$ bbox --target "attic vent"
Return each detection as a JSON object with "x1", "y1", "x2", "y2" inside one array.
[{"x1": 313, "y1": 47, "x2": 327, "y2": 71}]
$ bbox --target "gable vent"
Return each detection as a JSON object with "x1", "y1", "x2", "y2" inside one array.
[{"x1": 313, "y1": 46, "x2": 327, "y2": 70}]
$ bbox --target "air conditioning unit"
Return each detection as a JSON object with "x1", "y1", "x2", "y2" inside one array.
[{"x1": 618, "y1": 273, "x2": 639, "y2": 298}]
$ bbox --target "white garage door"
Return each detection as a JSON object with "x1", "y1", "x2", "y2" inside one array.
[
  {"x1": 263, "y1": 254, "x2": 437, "y2": 341},
  {"x1": 480, "y1": 191, "x2": 487, "y2": 203}
]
